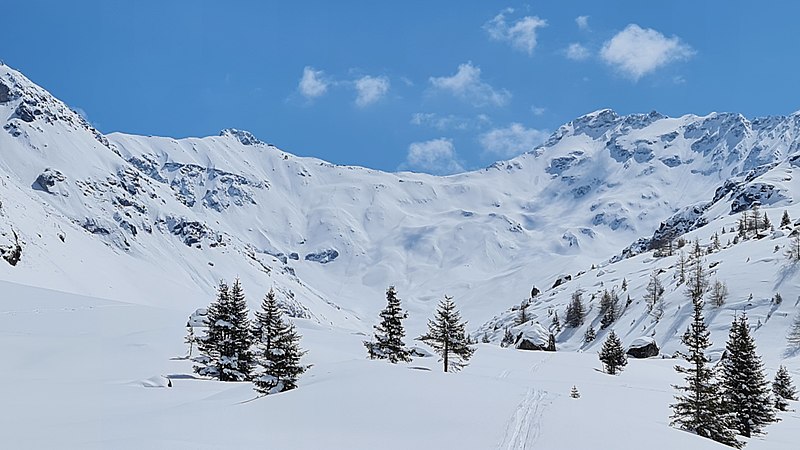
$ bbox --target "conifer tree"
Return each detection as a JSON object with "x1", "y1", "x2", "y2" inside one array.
[
  {"x1": 545, "y1": 333, "x2": 557, "y2": 351},
  {"x1": 565, "y1": 291, "x2": 584, "y2": 328},
  {"x1": 719, "y1": 315, "x2": 776, "y2": 437},
  {"x1": 418, "y1": 295, "x2": 475, "y2": 372},
  {"x1": 751, "y1": 206, "x2": 762, "y2": 232},
  {"x1": 670, "y1": 296, "x2": 740, "y2": 448},
  {"x1": 599, "y1": 290, "x2": 618, "y2": 329},
  {"x1": 645, "y1": 271, "x2": 665, "y2": 314},
  {"x1": 364, "y1": 286, "x2": 411, "y2": 363},
  {"x1": 194, "y1": 279, "x2": 253, "y2": 381},
  {"x1": 501, "y1": 327, "x2": 515, "y2": 348},
  {"x1": 762, "y1": 213, "x2": 771, "y2": 232},
  {"x1": 550, "y1": 311, "x2": 561, "y2": 334},
  {"x1": 708, "y1": 280, "x2": 729, "y2": 308},
  {"x1": 252, "y1": 289, "x2": 308, "y2": 394},
  {"x1": 621, "y1": 278, "x2": 628, "y2": 291},
  {"x1": 598, "y1": 330, "x2": 627, "y2": 375},
  {"x1": 780, "y1": 210, "x2": 792, "y2": 229},
  {"x1": 787, "y1": 312, "x2": 800, "y2": 349},
  {"x1": 570, "y1": 385, "x2": 581, "y2": 398},
  {"x1": 583, "y1": 325, "x2": 596, "y2": 343},
  {"x1": 772, "y1": 365, "x2": 797, "y2": 411}
]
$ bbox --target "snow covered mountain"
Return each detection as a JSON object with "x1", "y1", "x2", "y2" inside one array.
[{"x1": 1, "y1": 62, "x2": 799, "y2": 449}]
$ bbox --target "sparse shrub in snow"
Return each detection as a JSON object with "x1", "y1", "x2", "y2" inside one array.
[
  {"x1": 670, "y1": 295, "x2": 741, "y2": 448},
  {"x1": 772, "y1": 365, "x2": 798, "y2": 411},
  {"x1": 719, "y1": 314, "x2": 776, "y2": 437},
  {"x1": 516, "y1": 299, "x2": 530, "y2": 326},
  {"x1": 418, "y1": 295, "x2": 474, "y2": 372},
  {"x1": 773, "y1": 293, "x2": 782, "y2": 305},
  {"x1": 193, "y1": 279, "x2": 254, "y2": 381},
  {"x1": 500, "y1": 327, "x2": 515, "y2": 348},
  {"x1": 252, "y1": 288, "x2": 308, "y2": 394},
  {"x1": 645, "y1": 271, "x2": 665, "y2": 315},
  {"x1": 598, "y1": 330, "x2": 626, "y2": 374},
  {"x1": 364, "y1": 286, "x2": 411, "y2": 363}
]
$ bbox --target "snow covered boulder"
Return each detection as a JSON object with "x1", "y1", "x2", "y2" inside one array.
[
  {"x1": 139, "y1": 375, "x2": 172, "y2": 388},
  {"x1": 514, "y1": 322, "x2": 550, "y2": 351},
  {"x1": 33, "y1": 168, "x2": 68, "y2": 196},
  {"x1": 626, "y1": 337, "x2": 659, "y2": 358}
]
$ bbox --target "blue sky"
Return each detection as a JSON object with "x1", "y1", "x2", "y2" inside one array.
[{"x1": 3, "y1": 1, "x2": 800, "y2": 174}]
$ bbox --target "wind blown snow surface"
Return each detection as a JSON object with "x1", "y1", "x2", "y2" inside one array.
[{"x1": 1, "y1": 63, "x2": 799, "y2": 448}]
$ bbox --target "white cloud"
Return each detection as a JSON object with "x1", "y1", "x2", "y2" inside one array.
[
  {"x1": 429, "y1": 62, "x2": 511, "y2": 107},
  {"x1": 298, "y1": 66, "x2": 329, "y2": 99},
  {"x1": 410, "y1": 112, "x2": 491, "y2": 131},
  {"x1": 566, "y1": 43, "x2": 590, "y2": 61},
  {"x1": 484, "y1": 8, "x2": 548, "y2": 55},
  {"x1": 530, "y1": 105, "x2": 546, "y2": 116},
  {"x1": 600, "y1": 24, "x2": 694, "y2": 81},
  {"x1": 575, "y1": 15, "x2": 590, "y2": 30},
  {"x1": 354, "y1": 75, "x2": 390, "y2": 107},
  {"x1": 479, "y1": 123, "x2": 549, "y2": 158},
  {"x1": 404, "y1": 138, "x2": 464, "y2": 175}
]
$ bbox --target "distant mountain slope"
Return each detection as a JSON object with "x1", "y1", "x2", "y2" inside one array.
[{"x1": 1, "y1": 61, "x2": 798, "y2": 352}]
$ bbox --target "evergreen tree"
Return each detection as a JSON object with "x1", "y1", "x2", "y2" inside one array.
[
  {"x1": 708, "y1": 280, "x2": 729, "y2": 308},
  {"x1": 670, "y1": 296, "x2": 741, "y2": 448},
  {"x1": 565, "y1": 291, "x2": 584, "y2": 328},
  {"x1": 570, "y1": 385, "x2": 581, "y2": 398},
  {"x1": 738, "y1": 211, "x2": 748, "y2": 239},
  {"x1": 719, "y1": 315, "x2": 776, "y2": 437},
  {"x1": 751, "y1": 206, "x2": 762, "y2": 232},
  {"x1": 598, "y1": 330, "x2": 627, "y2": 375},
  {"x1": 252, "y1": 289, "x2": 308, "y2": 394},
  {"x1": 545, "y1": 333, "x2": 557, "y2": 351},
  {"x1": 621, "y1": 278, "x2": 628, "y2": 291},
  {"x1": 583, "y1": 325, "x2": 596, "y2": 343},
  {"x1": 712, "y1": 232, "x2": 722, "y2": 251},
  {"x1": 772, "y1": 365, "x2": 798, "y2": 411},
  {"x1": 599, "y1": 290, "x2": 618, "y2": 329},
  {"x1": 550, "y1": 311, "x2": 561, "y2": 334},
  {"x1": 780, "y1": 210, "x2": 792, "y2": 229},
  {"x1": 364, "y1": 286, "x2": 411, "y2": 363},
  {"x1": 645, "y1": 271, "x2": 665, "y2": 314},
  {"x1": 194, "y1": 279, "x2": 253, "y2": 381},
  {"x1": 762, "y1": 213, "x2": 771, "y2": 232},
  {"x1": 418, "y1": 295, "x2": 475, "y2": 372},
  {"x1": 501, "y1": 327, "x2": 515, "y2": 348}
]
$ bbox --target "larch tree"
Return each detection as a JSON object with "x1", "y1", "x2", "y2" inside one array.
[
  {"x1": 418, "y1": 295, "x2": 475, "y2": 372},
  {"x1": 645, "y1": 271, "x2": 665, "y2": 314},
  {"x1": 719, "y1": 315, "x2": 776, "y2": 437},
  {"x1": 364, "y1": 286, "x2": 411, "y2": 363},
  {"x1": 708, "y1": 280, "x2": 729, "y2": 308}
]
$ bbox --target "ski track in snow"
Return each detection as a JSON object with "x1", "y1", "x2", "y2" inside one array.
[{"x1": 498, "y1": 355, "x2": 554, "y2": 450}]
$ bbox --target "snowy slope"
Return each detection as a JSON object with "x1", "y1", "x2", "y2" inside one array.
[{"x1": 1, "y1": 62, "x2": 800, "y2": 448}]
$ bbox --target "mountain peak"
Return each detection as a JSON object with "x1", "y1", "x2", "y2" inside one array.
[{"x1": 219, "y1": 128, "x2": 266, "y2": 146}]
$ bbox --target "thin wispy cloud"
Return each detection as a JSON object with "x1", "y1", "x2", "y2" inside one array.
[
  {"x1": 403, "y1": 138, "x2": 464, "y2": 175},
  {"x1": 429, "y1": 62, "x2": 511, "y2": 107},
  {"x1": 298, "y1": 66, "x2": 330, "y2": 99},
  {"x1": 566, "y1": 43, "x2": 590, "y2": 61},
  {"x1": 410, "y1": 112, "x2": 491, "y2": 131},
  {"x1": 484, "y1": 8, "x2": 548, "y2": 56},
  {"x1": 354, "y1": 75, "x2": 390, "y2": 107},
  {"x1": 575, "y1": 15, "x2": 590, "y2": 31},
  {"x1": 600, "y1": 24, "x2": 694, "y2": 81},
  {"x1": 479, "y1": 123, "x2": 548, "y2": 158}
]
